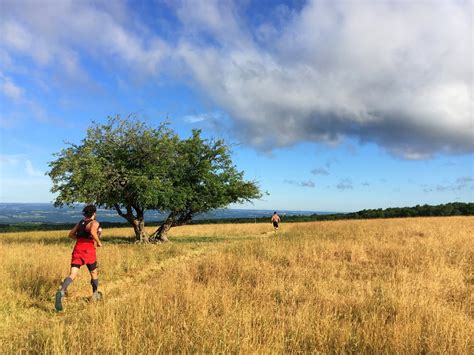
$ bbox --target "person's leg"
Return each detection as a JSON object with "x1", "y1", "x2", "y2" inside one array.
[
  {"x1": 55, "y1": 266, "x2": 80, "y2": 311},
  {"x1": 61, "y1": 266, "x2": 80, "y2": 291},
  {"x1": 87, "y1": 262, "x2": 102, "y2": 300},
  {"x1": 88, "y1": 263, "x2": 98, "y2": 292}
]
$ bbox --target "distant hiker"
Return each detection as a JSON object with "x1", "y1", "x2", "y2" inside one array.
[
  {"x1": 271, "y1": 211, "x2": 281, "y2": 232},
  {"x1": 55, "y1": 204, "x2": 102, "y2": 311}
]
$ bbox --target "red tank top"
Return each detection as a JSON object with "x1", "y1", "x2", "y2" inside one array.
[{"x1": 74, "y1": 219, "x2": 96, "y2": 250}]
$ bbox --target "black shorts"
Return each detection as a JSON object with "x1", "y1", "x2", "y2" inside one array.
[
  {"x1": 273, "y1": 221, "x2": 279, "y2": 228},
  {"x1": 71, "y1": 261, "x2": 98, "y2": 272}
]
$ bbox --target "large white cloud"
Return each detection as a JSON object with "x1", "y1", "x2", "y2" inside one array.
[
  {"x1": 175, "y1": 0, "x2": 473, "y2": 158},
  {"x1": 1, "y1": 0, "x2": 472, "y2": 159}
]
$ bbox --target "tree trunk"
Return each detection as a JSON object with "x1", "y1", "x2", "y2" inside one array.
[
  {"x1": 151, "y1": 213, "x2": 176, "y2": 243},
  {"x1": 151, "y1": 211, "x2": 194, "y2": 243},
  {"x1": 133, "y1": 218, "x2": 149, "y2": 243},
  {"x1": 133, "y1": 207, "x2": 149, "y2": 243},
  {"x1": 155, "y1": 221, "x2": 172, "y2": 242},
  {"x1": 114, "y1": 204, "x2": 150, "y2": 243}
]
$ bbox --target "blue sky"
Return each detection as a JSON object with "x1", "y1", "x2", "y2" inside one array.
[{"x1": 0, "y1": 0, "x2": 473, "y2": 212}]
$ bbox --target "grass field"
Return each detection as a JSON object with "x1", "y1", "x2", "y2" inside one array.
[{"x1": 0, "y1": 217, "x2": 472, "y2": 353}]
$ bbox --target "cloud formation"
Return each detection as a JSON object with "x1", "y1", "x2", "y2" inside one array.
[
  {"x1": 0, "y1": 153, "x2": 23, "y2": 165},
  {"x1": 422, "y1": 176, "x2": 474, "y2": 193},
  {"x1": 0, "y1": 72, "x2": 23, "y2": 100},
  {"x1": 1, "y1": 0, "x2": 472, "y2": 159},
  {"x1": 25, "y1": 160, "x2": 44, "y2": 177},
  {"x1": 311, "y1": 167, "x2": 329, "y2": 176},
  {"x1": 175, "y1": 0, "x2": 473, "y2": 158},
  {"x1": 6, "y1": 1, "x2": 168, "y2": 72},
  {"x1": 336, "y1": 178, "x2": 353, "y2": 191},
  {"x1": 183, "y1": 111, "x2": 223, "y2": 124},
  {"x1": 284, "y1": 179, "x2": 315, "y2": 188}
]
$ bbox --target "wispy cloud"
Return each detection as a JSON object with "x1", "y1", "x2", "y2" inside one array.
[
  {"x1": 325, "y1": 158, "x2": 338, "y2": 168},
  {"x1": 423, "y1": 176, "x2": 474, "y2": 193},
  {"x1": 336, "y1": 178, "x2": 353, "y2": 191},
  {"x1": 183, "y1": 111, "x2": 223, "y2": 124},
  {"x1": 0, "y1": 67, "x2": 64, "y2": 127},
  {"x1": 443, "y1": 161, "x2": 457, "y2": 167},
  {"x1": 456, "y1": 176, "x2": 473, "y2": 185},
  {"x1": 0, "y1": 1, "x2": 169, "y2": 83},
  {"x1": 0, "y1": 153, "x2": 24, "y2": 165},
  {"x1": 183, "y1": 114, "x2": 208, "y2": 124},
  {"x1": 25, "y1": 160, "x2": 44, "y2": 177},
  {"x1": 311, "y1": 167, "x2": 329, "y2": 176},
  {"x1": 0, "y1": 72, "x2": 24, "y2": 100},
  {"x1": 284, "y1": 179, "x2": 315, "y2": 188}
]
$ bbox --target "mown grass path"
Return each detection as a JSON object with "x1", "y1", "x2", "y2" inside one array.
[{"x1": 0, "y1": 225, "x2": 275, "y2": 351}]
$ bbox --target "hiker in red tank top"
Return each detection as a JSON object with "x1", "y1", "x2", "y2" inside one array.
[{"x1": 55, "y1": 204, "x2": 103, "y2": 311}]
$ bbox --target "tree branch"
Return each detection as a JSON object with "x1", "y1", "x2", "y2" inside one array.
[
  {"x1": 132, "y1": 203, "x2": 144, "y2": 219},
  {"x1": 126, "y1": 205, "x2": 136, "y2": 220},
  {"x1": 175, "y1": 210, "x2": 194, "y2": 226},
  {"x1": 150, "y1": 211, "x2": 176, "y2": 240},
  {"x1": 114, "y1": 203, "x2": 137, "y2": 225},
  {"x1": 114, "y1": 204, "x2": 126, "y2": 218}
]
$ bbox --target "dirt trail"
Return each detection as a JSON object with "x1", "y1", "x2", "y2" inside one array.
[{"x1": 64, "y1": 231, "x2": 276, "y2": 308}]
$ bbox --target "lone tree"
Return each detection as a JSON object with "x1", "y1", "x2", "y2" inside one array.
[
  {"x1": 48, "y1": 116, "x2": 261, "y2": 243},
  {"x1": 149, "y1": 129, "x2": 261, "y2": 242}
]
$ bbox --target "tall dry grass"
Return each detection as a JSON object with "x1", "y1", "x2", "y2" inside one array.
[{"x1": 0, "y1": 217, "x2": 472, "y2": 353}]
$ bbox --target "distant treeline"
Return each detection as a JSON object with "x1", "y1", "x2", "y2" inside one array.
[
  {"x1": 196, "y1": 202, "x2": 474, "y2": 224},
  {"x1": 330, "y1": 202, "x2": 474, "y2": 220},
  {"x1": 0, "y1": 202, "x2": 472, "y2": 233}
]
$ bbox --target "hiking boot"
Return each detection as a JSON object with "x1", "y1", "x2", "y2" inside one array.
[
  {"x1": 55, "y1": 290, "x2": 64, "y2": 311},
  {"x1": 92, "y1": 291, "x2": 103, "y2": 302}
]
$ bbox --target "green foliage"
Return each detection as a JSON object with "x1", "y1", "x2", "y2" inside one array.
[
  {"x1": 47, "y1": 115, "x2": 261, "y2": 240},
  {"x1": 48, "y1": 116, "x2": 176, "y2": 211},
  {"x1": 305, "y1": 202, "x2": 474, "y2": 222},
  {"x1": 165, "y1": 130, "x2": 261, "y2": 225}
]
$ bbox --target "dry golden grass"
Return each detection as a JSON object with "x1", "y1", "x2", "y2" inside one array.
[{"x1": 0, "y1": 217, "x2": 472, "y2": 353}]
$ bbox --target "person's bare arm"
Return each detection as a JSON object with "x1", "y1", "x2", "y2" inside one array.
[
  {"x1": 89, "y1": 221, "x2": 102, "y2": 247},
  {"x1": 68, "y1": 224, "x2": 79, "y2": 239}
]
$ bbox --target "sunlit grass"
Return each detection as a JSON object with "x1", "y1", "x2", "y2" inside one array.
[{"x1": 0, "y1": 217, "x2": 472, "y2": 353}]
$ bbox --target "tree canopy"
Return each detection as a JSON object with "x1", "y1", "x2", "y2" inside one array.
[{"x1": 48, "y1": 116, "x2": 261, "y2": 242}]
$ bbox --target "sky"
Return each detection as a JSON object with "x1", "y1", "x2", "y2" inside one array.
[{"x1": 0, "y1": 0, "x2": 473, "y2": 212}]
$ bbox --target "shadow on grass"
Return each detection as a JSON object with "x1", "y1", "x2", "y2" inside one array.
[
  {"x1": 0, "y1": 235, "x2": 133, "y2": 245},
  {"x1": 30, "y1": 300, "x2": 56, "y2": 314},
  {"x1": 171, "y1": 235, "x2": 256, "y2": 244},
  {"x1": 101, "y1": 236, "x2": 134, "y2": 244},
  {"x1": 0, "y1": 236, "x2": 73, "y2": 245},
  {"x1": 1, "y1": 233, "x2": 256, "y2": 246}
]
